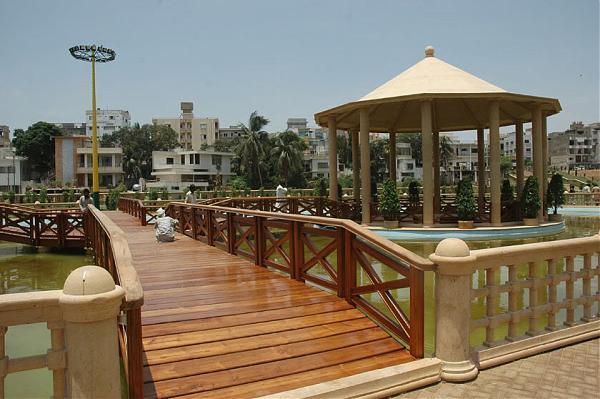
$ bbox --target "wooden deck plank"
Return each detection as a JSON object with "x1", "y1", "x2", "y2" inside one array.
[{"x1": 104, "y1": 211, "x2": 413, "y2": 399}]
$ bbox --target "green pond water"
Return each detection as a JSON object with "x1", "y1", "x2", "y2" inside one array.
[{"x1": 2, "y1": 217, "x2": 598, "y2": 397}]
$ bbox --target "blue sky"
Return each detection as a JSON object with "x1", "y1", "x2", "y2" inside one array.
[{"x1": 0, "y1": 0, "x2": 598, "y2": 137}]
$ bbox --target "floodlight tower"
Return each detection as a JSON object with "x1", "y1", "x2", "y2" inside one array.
[{"x1": 69, "y1": 44, "x2": 116, "y2": 207}]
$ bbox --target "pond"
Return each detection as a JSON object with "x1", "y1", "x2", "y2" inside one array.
[{"x1": 0, "y1": 243, "x2": 91, "y2": 398}]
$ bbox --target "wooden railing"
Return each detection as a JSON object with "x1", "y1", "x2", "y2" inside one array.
[
  {"x1": 0, "y1": 291, "x2": 67, "y2": 398},
  {"x1": 84, "y1": 205, "x2": 144, "y2": 398},
  {"x1": 0, "y1": 204, "x2": 85, "y2": 248},
  {"x1": 470, "y1": 234, "x2": 600, "y2": 348},
  {"x1": 165, "y1": 201, "x2": 431, "y2": 358}
]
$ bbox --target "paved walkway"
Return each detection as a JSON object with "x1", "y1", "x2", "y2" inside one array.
[{"x1": 397, "y1": 338, "x2": 599, "y2": 399}]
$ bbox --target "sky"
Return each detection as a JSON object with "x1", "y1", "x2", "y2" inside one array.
[{"x1": 0, "y1": 0, "x2": 598, "y2": 139}]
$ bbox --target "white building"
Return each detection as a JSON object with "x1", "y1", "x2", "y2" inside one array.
[
  {"x1": 0, "y1": 147, "x2": 24, "y2": 192},
  {"x1": 501, "y1": 128, "x2": 533, "y2": 161},
  {"x1": 216, "y1": 126, "x2": 244, "y2": 141},
  {"x1": 395, "y1": 142, "x2": 422, "y2": 180},
  {"x1": 85, "y1": 109, "x2": 130, "y2": 137},
  {"x1": 153, "y1": 102, "x2": 219, "y2": 150},
  {"x1": 148, "y1": 149, "x2": 233, "y2": 191}
]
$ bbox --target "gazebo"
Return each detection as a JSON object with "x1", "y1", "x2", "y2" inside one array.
[{"x1": 315, "y1": 46, "x2": 561, "y2": 226}]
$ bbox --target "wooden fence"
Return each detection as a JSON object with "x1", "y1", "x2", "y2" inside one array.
[{"x1": 84, "y1": 205, "x2": 144, "y2": 398}]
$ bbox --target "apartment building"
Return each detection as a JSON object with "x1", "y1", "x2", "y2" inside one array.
[
  {"x1": 395, "y1": 142, "x2": 422, "y2": 180},
  {"x1": 54, "y1": 135, "x2": 124, "y2": 188},
  {"x1": 500, "y1": 128, "x2": 533, "y2": 161},
  {"x1": 216, "y1": 125, "x2": 244, "y2": 141},
  {"x1": 548, "y1": 121, "x2": 600, "y2": 170},
  {"x1": 0, "y1": 147, "x2": 25, "y2": 192},
  {"x1": 54, "y1": 122, "x2": 86, "y2": 136},
  {"x1": 148, "y1": 149, "x2": 233, "y2": 191},
  {"x1": 0, "y1": 125, "x2": 11, "y2": 147},
  {"x1": 153, "y1": 102, "x2": 218, "y2": 150},
  {"x1": 84, "y1": 109, "x2": 130, "y2": 137}
]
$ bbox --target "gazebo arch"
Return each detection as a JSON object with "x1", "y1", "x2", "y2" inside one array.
[{"x1": 315, "y1": 46, "x2": 561, "y2": 226}]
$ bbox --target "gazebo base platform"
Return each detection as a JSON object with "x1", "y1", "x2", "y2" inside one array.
[{"x1": 368, "y1": 221, "x2": 565, "y2": 241}]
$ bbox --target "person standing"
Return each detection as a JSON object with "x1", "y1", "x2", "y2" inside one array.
[
  {"x1": 275, "y1": 182, "x2": 288, "y2": 211},
  {"x1": 185, "y1": 184, "x2": 197, "y2": 204}
]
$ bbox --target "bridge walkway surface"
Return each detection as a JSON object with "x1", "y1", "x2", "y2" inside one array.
[{"x1": 104, "y1": 211, "x2": 415, "y2": 398}]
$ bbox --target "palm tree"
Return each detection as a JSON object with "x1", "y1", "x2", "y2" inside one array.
[
  {"x1": 235, "y1": 111, "x2": 270, "y2": 188},
  {"x1": 270, "y1": 131, "x2": 306, "y2": 185}
]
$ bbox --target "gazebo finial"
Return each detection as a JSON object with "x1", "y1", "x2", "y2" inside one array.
[{"x1": 425, "y1": 45, "x2": 435, "y2": 57}]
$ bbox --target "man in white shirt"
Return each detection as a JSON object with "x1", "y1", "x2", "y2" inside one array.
[
  {"x1": 185, "y1": 184, "x2": 197, "y2": 204},
  {"x1": 275, "y1": 183, "x2": 288, "y2": 211},
  {"x1": 154, "y1": 208, "x2": 178, "y2": 242}
]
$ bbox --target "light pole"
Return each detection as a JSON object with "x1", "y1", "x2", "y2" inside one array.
[{"x1": 69, "y1": 45, "x2": 116, "y2": 207}]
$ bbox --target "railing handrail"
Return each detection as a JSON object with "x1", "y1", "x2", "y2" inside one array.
[
  {"x1": 87, "y1": 205, "x2": 143, "y2": 309},
  {"x1": 470, "y1": 233, "x2": 600, "y2": 270},
  {"x1": 0, "y1": 290, "x2": 62, "y2": 325},
  {"x1": 168, "y1": 201, "x2": 434, "y2": 271}
]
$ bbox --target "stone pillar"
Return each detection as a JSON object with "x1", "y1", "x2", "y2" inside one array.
[
  {"x1": 328, "y1": 115, "x2": 338, "y2": 200},
  {"x1": 515, "y1": 122, "x2": 524, "y2": 197},
  {"x1": 542, "y1": 115, "x2": 548, "y2": 215},
  {"x1": 429, "y1": 238, "x2": 479, "y2": 382},
  {"x1": 421, "y1": 100, "x2": 434, "y2": 227},
  {"x1": 389, "y1": 131, "x2": 397, "y2": 183},
  {"x1": 532, "y1": 105, "x2": 544, "y2": 222},
  {"x1": 476, "y1": 128, "x2": 486, "y2": 212},
  {"x1": 433, "y1": 130, "x2": 441, "y2": 216},
  {"x1": 489, "y1": 101, "x2": 501, "y2": 226},
  {"x1": 360, "y1": 109, "x2": 371, "y2": 224},
  {"x1": 351, "y1": 129, "x2": 360, "y2": 201},
  {"x1": 59, "y1": 266, "x2": 125, "y2": 398}
]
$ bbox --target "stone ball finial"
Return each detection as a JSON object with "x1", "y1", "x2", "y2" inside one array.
[
  {"x1": 63, "y1": 265, "x2": 116, "y2": 295},
  {"x1": 435, "y1": 238, "x2": 470, "y2": 257},
  {"x1": 425, "y1": 46, "x2": 435, "y2": 57}
]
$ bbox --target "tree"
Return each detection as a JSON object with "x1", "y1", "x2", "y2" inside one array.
[
  {"x1": 337, "y1": 134, "x2": 352, "y2": 168},
  {"x1": 234, "y1": 111, "x2": 270, "y2": 189},
  {"x1": 213, "y1": 138, "x2": 238, "y2": 153},
  {"x1": 546, "y1": 173, "x2": 565, "y2": 215},
  {"x1": 12, "y1": 122, "x2": 63, "y2": 178},
  {"x1": 520, "y1": 176, "x2": 541, "y2": 219},
  {"x1": 500, "y1": 155, "x2": 513, "y2": 177},
  {"x1": 501, "y1": 179, "x2": 514, "y2": 202},
  {"x1": 270, "y1": 131, "x2": 307, "y2": 186},
  {"x1": 101, "y1": 123, "x2": 178, "y2": 185},
  {"x1": 370, "y1": 139, "x2": 388, "y2": 184},
  {"x1": 379, "y1": 179, "x2": 400, "y2": 220},
  {"x1": 456, "y1": 179, "x2": 477, "y2": 221}
]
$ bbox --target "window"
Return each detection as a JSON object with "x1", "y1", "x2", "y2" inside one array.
[
  {"x1": 189, "y1": 154, "x2": 194, "y2": 164},
  {"x1": 180, "y1": 155, "x2": 185, "y2": 164},
  {"x1": 79, "y1": 154, "x2": 85, "y2": 167},
  {"x1": 212, "y1": 155, "x2": 222, "y2": 167},
  {"x1": 100, "y1": 156, "x2": 112, "y2": 167},
  {"x1": 471, "y1": 148, "x2": 478, "y2": 153},
  {"x1": 406, "y1": 163, "x2": 414, "y2": 170},
  {"x1": 203, "y1": 135, "x2": 207, "y2": 139},
  {"x1": 166, "y1": 157, "x2": 174, "y2": 165},
  {"x1": 195, "y1": 154, "x2": 200, "y2": 164},
  {"x1": 317, "y1": 162, "x2": 328, "y2": 169},
  {"x1": 109, "y1": 116, "x2": 114, "y2": 120}
]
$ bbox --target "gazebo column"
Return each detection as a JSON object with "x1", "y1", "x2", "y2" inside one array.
[
  {"x1": 421, "y1": 100, "x2": 434, "y2": 227},
  {"x1": 433, "y1": 130, "x2": 441, "y2": 216},
  {"x1": 532, "y1": 105, "x2": 544, "y2": 222},
  {"x1": 351, "y1": 129, "x2": 360, "y2": 201},
  {"x1": 542, "y1": 115, "x2": 548, "y2": 215},
  {"x1": 515, "y1": 122, "x2": 524, "y2": 197},
  {"x1": 327, "y1": 115, "x2": 338, "y2": 200},
  {"x1": 389, "y1": 131, "x2": 397, "y2": 183},
  {"x1": 476, "y1": 127, "x2": 486, "y2": 213},
  {"x1": 360, "y1": 109, "x2": 371, "y2": 224},
  {"x1": 489, "y1": 101, "x2": 502, "y2": 226}
]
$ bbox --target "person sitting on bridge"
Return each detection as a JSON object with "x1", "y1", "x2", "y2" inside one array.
[
  {"x1": 185, "y1": 184, "x2": 197, "y2": 204},
  {"x1": 77, "y1": 188, "x2": 92, "y2": 212},
  {"x1": 154, "y1": 208, "x2": 178, "y2": 242}
]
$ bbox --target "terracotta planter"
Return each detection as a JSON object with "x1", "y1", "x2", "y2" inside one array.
[
  {"x1": 548, "y1": 213, "x2": 562, "y2": 222},
  {"x1": 523, "y1": 217, "x2": 539, "y2": 226},
  {"x1": 383, "y1": 219, "x2": 399, "y2": 229},
  {"x1": 458, "y1": 220, "x2": 475, "y2": 229}
]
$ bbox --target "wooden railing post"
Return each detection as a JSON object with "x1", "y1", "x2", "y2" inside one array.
[
  {"x1": 140, "y1": 206, "x2": 147, "y2": 226},
  {"x1": 344, "y1": 230, "x2": 355, "y2": 303},
  {"x1": 336, "y1": 227, "x2": 345, "y2": 298},
  {"x1": 290, "y1": 221, "x2": 303, "y2": 281},
  {"x1": 227, "y1": 213, "x2": 235, "y2": 254},
  {"x1": 409, "y1": 266, "x2": 424, "y2": 358},
  {"x1": 191, "y1": 208, "x2": 198, "y2": 239},
  {"x1": 126, "y1": 308, "x2": 143, "y2": 399},
  {"x1": 255, "y1": 216, "x2": 264, "y2": 267},
  {"x1": 206, "y1": 210, "x2": 214, "y2": 246}
]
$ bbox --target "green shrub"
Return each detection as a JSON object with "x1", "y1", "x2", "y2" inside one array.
[
  {"x1": 159, "y1": 188, "x2": 169, "y2": 200},
  {"x1": 63, "y1": 189, "x2": 76, "y2": 202},
  {"x1": 106, "y1": 184, "x2": 126, "y2": 210},
  {"x1": 379, "y1": 179, "x2": 400, "y2": 219},
  {"x1": 147, "y1": 188, "x2": 159, "y2": 201},
  {"x1": 456, "y1": 179, "x2": 476, "y2": 221},
  {"x1": 546, "y1": 173, "x2": 565, "y2": 215},
  {"x1": 520, "y1": 176, "x2": 541, "y2": 218},
  {"x1": 408, "y1": 181, "x2": 420, "y2": 204},
  {"x1": 501, "y1": 179, "x2": 514, "y2": 202},
  {"x1": 24, "y1": 188, "x2": 37, "y2": 203},
  {"x1": 39, "y1": 186, "x2": 48, "y2": 203},
  {"x1": 7, "y1": 191, "x2": 15, "y2": 204}
]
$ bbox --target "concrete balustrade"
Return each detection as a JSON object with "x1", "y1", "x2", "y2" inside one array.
[{"x1": 0, "y1": 265, "x2": 124, "y2": 398}]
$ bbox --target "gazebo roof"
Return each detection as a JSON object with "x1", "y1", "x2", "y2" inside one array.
[{"x1": 314, "y1": 47, "x2": 561, "y2": 133}]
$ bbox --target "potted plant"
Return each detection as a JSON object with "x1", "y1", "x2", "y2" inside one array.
[
  {"x1": 456, "y1": 179, "x2": 476, "y2": 229},
  {"x1": 379, "y1": 179, "x2": 400, "y2": 228},
  {"x1": 408, "y1": 180, "x2": 421, "y2": 223},
  {"x1": 546, "y1": 173, "x2": 565, "y2": 222},
  {"x1": 520, "y1": 176, "x2": 541, "y2": 226},
  {"x1": 501, "y1": 179, "x2": 514, "y2": 202}
]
